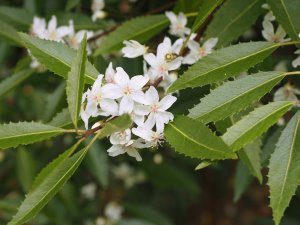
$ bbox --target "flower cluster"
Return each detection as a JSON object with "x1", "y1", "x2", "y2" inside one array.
[
  {"x1": 80, "y1": 12, "x2": 219, "y2": 161},
  {"x1": 95, "y1": 202, "x2": 123, "y2": 225}
]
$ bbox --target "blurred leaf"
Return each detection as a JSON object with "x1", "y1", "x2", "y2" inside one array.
[
  {"x1": 0, "y1": 21, "x2": 22, "y2": 46},
  {"x1": 48, "y1": 108, "x2": 73, "y2": 128},
  {"x1": 124, "y1": 203, "x2": 173, "y2": 225},
  {"x1": 66, "y1": 35, "x2": 87, "y2": 129},
  {"x1": 117, "y1": 219, "x2": 155, "y2": 225},
  {"x1": 0, "y1": 69, "x2": 34, "y2": 98},
  {"x1": 267, "y1": 0, "x2": 300, "y2": 40},
  {"x1": 19, "y1": 33, "x2": 99, "y2": 84},
  {"x1": 0, "y1": 6, "x2": 34, "y2": 30},
  {"x1": 165, "y1": 116, "x2": 236, "y2": 160},
  {"x1": 188, "y1": 71, "x2": 286, "y2": 123},
  {"x1": 93, "y1": 15, "x2": 169, "y2": 56},
  {"x1": 0, "y1": 122, "x2": 64, "y2": 149},
  {"x1": 42, "y1": 82, "x2": 66, "y2": 122},
  {"x1": 16, "y1": 148, "x2": 37, "y2": 192},
  {"x1": 222, "y1": 101, "x2": 294, "y2": 151},
  {"x1": 84, "y1": 140, "x2": 109, "y2": 187},
  {"x1": 239, "y1": 138, "x2": 262, "y2": 183},
  {"x1": 268, "y1": 111, "x2": 300, "y2": 225},
  {"x1": 190, "y1": 0, "x2": 223, "y2": 33},
  {"x1": 7, "y1": 144, "x2": 88, "y2": 225},
  {"x1": 204, "y1": 0, "x2": 264, "y2": 47},
  {"x1": 167, "y1": 41, "x2": 279, "y2": 93},
  {"x1": 195, "y1": 160, "x2": 214, "y2": 170},
  {"x1": 65, "y1": 0, "x2": 80, "y2": 11},
  {"x1": 234, "y1": 160, "x2": 253, "y2": 202}
]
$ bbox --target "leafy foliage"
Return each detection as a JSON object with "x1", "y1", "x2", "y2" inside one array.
[
  {"x1": 165, "y1": 116, "x2": 236, "y2": 160},
  {"x1": 19, "y1": 33, "x2": 99, "y2": 83},
  {"x1": 268, "y1": 111, "x2": 300, "y2": 225},
  {"x1": 0, "y1": 6, "x2": 34, "y2": 30},
  {"x1": 188, "y1": 71, "x2": 286, "y2": 123},
  {"x1": 0, "y1": 21, "x2": 22, "y2": 46},
  {"x1": 168, "y1": 42, "x2": 279, "y2": 92},
  {"x1": 204, "y1": 0, "x2": 264, "y2": 47},
  {"x1": 0, "y1": 122, "x2": 65, "y2": 149}
]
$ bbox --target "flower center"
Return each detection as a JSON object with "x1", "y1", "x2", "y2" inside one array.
[
  {"x1": 123, "y1": 85, "x2": 133, "y2": 95},
  {"x1": 165, "y1": 53, "x2": 176, "y2": 62},
  {"x1": 271, "y1": 35, "x2": 281, "y2": 43},
  {"x1": 151, "y1": 132, "x2": 164, "y2": 146},
  {"x1": 49, "y1": 31, "x2": 58, "y2": 41},
  {"x1": 150, "y1": 103, "x2": 159, "y2": 113},
  {"x1": 199, "y1": 47, "x2": 207, "y2": 57}
]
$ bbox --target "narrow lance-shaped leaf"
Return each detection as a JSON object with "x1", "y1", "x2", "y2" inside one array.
[
  {"x1": 0, "y1": 21, "x2": 23, "y2": 46},
  {"x1": 238, "y1": 139, "x2": 263, "y2": 183},
  {"x1": 0, "y1": 122, "x2": 65, "y2": 149},
  {"x1": 165, "y1": 116, "x2": 236, "y2": 160},
  {"x1": 19, "y1": 33, "x2": 99, "y2": 84},
  {"x1": 222, "y1": 101, "x2": 294, "y2": 151},
  {"x1": 267, "y1": 0, "x2": 300, "y2": 40},
  {"x1": 190, "y1": 0, "x2": 223, "y2": 33},
  {"x1": 0, "y1": 69, "x2": 34, "y2": 98},
  {"x1": 48, "y1": 108, "x2": 73, "y2": 128},
  {"x1": 204, "y1": 0, "x2": 264, "y2": 47},
  {"x1": 233, "y1": 161, "x2": 253, "y2": 202},
  {"x1": 0, "y1": 6, "x2": 34, "y2": 30},
  {"x1": 268, "y1": 111, "x2": 300, "y2": 225},
  {"x1": 167, "y1": 41, "x2": 280, "y2": 93},
  {"x1": 67, "y1": 34, "x2": 87, "y2": 128},
  {"x1": 189, "y1": 71, "x2": 286, "y2": 123}
]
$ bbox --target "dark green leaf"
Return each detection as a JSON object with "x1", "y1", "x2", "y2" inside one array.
[
  {"x1": 234, "y1": 161, "x2": 253, "y2": 202},
  {"x1": 0, "y1": 21, "x2": 23, "y2": 46},
  {"x1": 0, "y1": 6, "x2": 34, "y2": 30}
]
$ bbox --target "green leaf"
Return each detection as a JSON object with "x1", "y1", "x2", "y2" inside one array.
[
  {"x1": 93, "y1": 15, "x2": 169, "y2": 56},
  {"x1": 0, "y1": 6, "x2": 34, "y2": 30},
  {"x1": 190, "y1": 0, "x2": 223, "y2": 33},
  {"x1": 267, "y1": 0, "x2": 300, "y2": 40},
  {"x1": 66, "y1": 35, "x2": 87, "y2": 128},
  {"x1": 239, "y1": 138, "x2": 262, "y2": 183},
  {"x1": 167, "y1": 41, "x2": 279, "y2": 93},
  {"x1": 48, "y1": 108, "x2": 73, "y2": 128},
  {"x1": 222, "y1": 101, "x2": 294, "y2": 151},
  {"x1": 268, "y1": 111, "x2": 300, "y2": 225},
  {"x1": 0, "y1": 122, "x2": 64, "y2": 149},
  {"x1": 165, "y1": 116, "x2": 236, "y2": 160},
  {"x1": 188, "y1": 71, "x2": 286, "y2": 123},
  {"x1": 234, "y1": 161, "x2": 253, "y2": 202},
  {"x1": 0, "y1": 21, "x2": 23, "y2": 46},
  {"x1": 19, "y1": 33, "x2": 99, "y2": 84},
  {"x1": 65, "y1": 0, "x2": 80, "y2": 11},
  {"x1": 195, "y1": 160, "x2": 214, "y2": 170},
  {"x1": 204, "y1": 0, "x2": 264, "y2": 47},
  {"x1": 0, "y1": 69, "x2": 34, "y2": 98},
  {"x1": 7, "y1": 144, "x2": 88, "y2": 225}
]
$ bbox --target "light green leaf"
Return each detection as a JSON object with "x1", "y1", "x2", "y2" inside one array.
[
  {"x1": 48, "y1": 108, "x2": 73, "y2": 128},
  {"x1": 234, "y1": 161, "x2": 253, "y2": 202},
  {"x1": 195, "y1": 160, "x2": 214, "y2": 170},
  {"x1": 239, "y1": 138, "x2": 263, "y2": 183},
  {"x1": 0, "y1": 21, "x2": 23, "y2": 46},
  {"x1": 0, "y1": 6, "x2": 34, "y2": 30},
  {"x1": 204, "y1": 0, "x2": 264, "y2": 47},
  {"x1": 188, "y1": 71, "x2": 286, "y2": 123},
  {"x1": 167, "y1": 41, "x2": 279, "y2": 93},
  {"x1": 222, "y1": 101, "x2": 294, "y2": 151},
  {"x1": 267, "y1": 0, "x2": 300, "y2": 40},
  {"x1": 7, "y1": 144, "x2": 88, "y2": 225},
  {"x1": 268, "y1": 111, "x2": 300, "y2": 225},
  {"x1": 66, "y1": 35, "x2": 87, "y2": 128},
  {"x1": 0, "y1": 122, "x2": 64, "y2": 149},
  {"x1": 19, "y1": 33, "x2": 99, "y2": 84},
  {"x1": 190, "y1": 0, "x2": 223, "y2": 33},
  {"x1": 0, "y1": 69, "x2": 34, "y2": 98},
  {"x1": 93, "y1": 15, "x2": 168, "y2": 56},
  {"x1": 165, "y1": 116, "x2": 236, "y2": 160}
]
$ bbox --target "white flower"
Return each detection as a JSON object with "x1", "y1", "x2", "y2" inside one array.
[
  {"x1": 102, "y1": 67, "x2": 149, "y2": 114},
  {"x1": 65, "y1": 20, "x2": 94, "y2": 52},
  {"x1": 122, "y1": 40, "x2": 148, "y2": 58},
  {"x1": 104, "y1": 202, "x2": 123, "y2": 222},
  {"x1": 165, "y1": 11, "x2": 190, "y2": 37},
  {"x1": 95, "y1": 217, "x2": 106, "y2": 225},
  {"x1": 274, "y1": 83, "x2": 300, "y2": 102},
  {"x1": 81, "y1": 75, "x2": 119, "y2": 129},
  {"x1": 144, "y1": 37, "x2": 183, "y2": 79},
  {"x1": 262, "y1": 4, "x2": 275, "y2": 21},
  {"x1": 135, "y1": 86, "x2": 176, "y2": 131},
  {"x1": 31, "y1": 17, "x2": 46, "y2": 38},
  {"x1": 262, "y1": 20, "x2": 290, "y2": 43},
  {"x1": 292, "y1": 49, "x2": 300, "y2": 68},
  {"x1": 110, "y1": 129, "x2": 131, "y2": 145},
  {"x1": 91, "y1": 0, "x2": 106, "y2": 21},
  {"x1": 80, "y1": 183, "x2": 97, "y2": 200},
  {"x1": 43, "y1": 16, "x2": 72, "y2": 42},
  {"x1": 107, "y1": 139, "x2": 145, "y2": 161},
  {"x1": 132, "y1": 126, "x2": 164, "y2": 147},
  {"x1": 105, "y1": 62, "x2": 117, "y2": 83},
  {"x1": 183, "y1": 38, "x2": 218, "y2": 65}
]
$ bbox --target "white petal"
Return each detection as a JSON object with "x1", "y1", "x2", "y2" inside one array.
[
  {"x1": 102, "y1": 83, "x2": 123, "y2": 99},
  {"x1": 134, "y1": 104, "x2": 150, "y2": 116},
  {"x1": 100, "y1": 99, "x2": 118, "y2": 115},
  {"x1": 119, "y1": 96, "x2": 134, "y2": 114},
  {"x1": 183, "y1": 53, "x2": 198, "y2": 65},
  {"x1": 48, "y1": 15, "x2": 57, "y2": 31},
  {"x1": 130, "y1": 75, "x2": 149, "y2": 90},
  {"x1": 115, "y1": 67, "x2": 130, "y2": 85},
  {"x1": 165, "y1": 11, "x2": 177, "y2": 24},
  {"x1": 144, "y1": 53, "x2": 159, "y2": 68},
  {"x1": 144, "y1": 113, "x2": 156, "y2": 129},
  {"x1": 131, "y1": 90, "x2": 146, "y2": 104},
  {"x1": 132, "y1": 126, "x2": 152, "y2": 141},
  {"x1": 107, "y1": 145, "x2": 125, "y2": 157},
  {"x1": 157, "y1": 37, "x2": 171, "y2": 59},
  {"x1": 203, "y1": 38, "x2": 218, "y2": 50},
  {"x1": 56, "y1": 26, "x2": 72, "y2": 38},
  {"x1": 159, "y1": 95, "x2": 177, "y2": 110},
  {"x1": 126, "y1": 148, "x2": 142, "y2": 161},
  {"x1": 168, "y1": 57, "x2": 182, "y2": 70},
  {"x1": 145, "y1": 86, "x2": 159, "y2": 104},
  {"x1": 105, "y1": 62, "x2": 116, "y2": 83}
]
